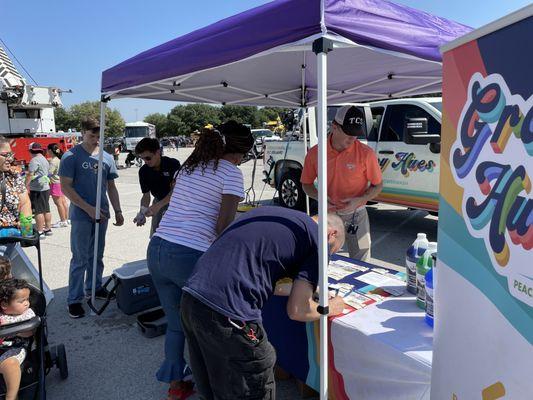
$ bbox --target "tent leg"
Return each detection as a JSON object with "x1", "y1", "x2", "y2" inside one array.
[
  {"x1": 313, "y1": 37, "x2": 333, "y2": 400},
  {"x1": 90, "y1": 99, "x2": 108, "y2": 314}
]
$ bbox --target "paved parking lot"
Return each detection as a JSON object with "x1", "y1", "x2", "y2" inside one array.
[{"x1": 23, "y1": 147, "x2": 437, "y2": 399}]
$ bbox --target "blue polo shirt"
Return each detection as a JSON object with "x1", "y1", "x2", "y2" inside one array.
[
  {"x1": 58, "y1": 144, "x2": 118, "y2": 221},
  {"x1": 183, "y1": 206, "x2": 319, "y2": 322}
]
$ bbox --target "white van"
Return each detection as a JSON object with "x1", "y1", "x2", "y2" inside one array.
[{"x1": 262, "y1": 97, "x2": 442, "y2": 212}]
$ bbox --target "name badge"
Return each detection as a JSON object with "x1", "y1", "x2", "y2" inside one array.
[{"x1": 163, "y1": 172, "x2": 170, "y2": 176}]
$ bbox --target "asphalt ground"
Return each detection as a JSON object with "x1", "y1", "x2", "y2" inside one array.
[{"x1": 23, "y1": 147, "x2": 437, "y2": 399}]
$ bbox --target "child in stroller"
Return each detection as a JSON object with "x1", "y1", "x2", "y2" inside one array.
[{"x1": 0, "y1": 278, "x2": 35, "y2": 400}]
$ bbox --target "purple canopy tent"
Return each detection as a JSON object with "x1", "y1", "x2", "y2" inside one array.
[{"x1": 97, "y1": 0, "x2": 471, "y2": 397}]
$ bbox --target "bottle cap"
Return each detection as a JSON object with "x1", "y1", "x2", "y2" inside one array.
[{"x1": 417, "y1": 233, "x2": 427, "y2": 239}]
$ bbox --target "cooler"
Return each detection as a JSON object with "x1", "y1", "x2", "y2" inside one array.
[{"x1": 113, "y1": 260, "x2": 160, "y2": 315}]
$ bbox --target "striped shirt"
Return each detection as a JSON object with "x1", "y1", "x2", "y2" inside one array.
[{"x1": 154, "y1": 159, "x2": 244, "y2": 252}]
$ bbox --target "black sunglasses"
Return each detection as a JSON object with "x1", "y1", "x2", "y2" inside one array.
[{"x1": 347, "y1": 212, "x2": 359, "y2": 235}]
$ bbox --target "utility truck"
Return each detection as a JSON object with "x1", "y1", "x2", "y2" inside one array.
[
  {"x1": 0, "y1": 47, "x2": 73, "y2": 165},
  {"x1": 262, "y1": 98, "x2": 442, "y2": 212}
]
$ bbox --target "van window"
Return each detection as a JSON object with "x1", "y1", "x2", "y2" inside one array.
[
  {"x1": 368, "y1": 107, "x2": 384, "y2": 142},
  {"x1": 380, "y1": 104, "x2": 440, "y2": 142}
]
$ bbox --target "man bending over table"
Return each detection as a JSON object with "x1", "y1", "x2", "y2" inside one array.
[{"x1": 181, "y1": 206, "x2": 346, "y2": 400}]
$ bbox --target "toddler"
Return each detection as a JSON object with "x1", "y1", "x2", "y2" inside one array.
[{"x1": 0, "y1": 278, "x2": 35, "y2": 400}]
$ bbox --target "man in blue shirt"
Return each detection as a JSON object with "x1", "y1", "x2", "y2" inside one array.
[
  {"x1": 59, "y1": 117, "x2": 124, "y2": 318},
  {"x1": 181, "y1": 206, "x2": 346, "y2": 399}
]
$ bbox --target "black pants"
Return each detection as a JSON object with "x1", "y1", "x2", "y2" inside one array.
[{"x1": 181, "y1": 292, "x2": 276, "y2": 400}]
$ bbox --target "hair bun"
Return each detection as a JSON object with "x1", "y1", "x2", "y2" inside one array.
[{"x1": 219, "y1": 120, "x2": 254, "y2": 154}]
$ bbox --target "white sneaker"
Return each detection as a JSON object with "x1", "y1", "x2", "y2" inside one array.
[{"x1": 51, "y1": 221, "x2": 68, "y2": 228}]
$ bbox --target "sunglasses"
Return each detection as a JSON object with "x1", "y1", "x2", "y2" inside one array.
[{"x1": 347, "y1": 212, "x2": 359, "y2": 235}]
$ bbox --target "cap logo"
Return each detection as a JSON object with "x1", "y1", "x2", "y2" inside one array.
[{"x1": 349, "y1": 117, "x2": 363, "y2": 125}]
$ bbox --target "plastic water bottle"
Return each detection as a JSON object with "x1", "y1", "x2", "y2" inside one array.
[
  {"x1": 406, "y1": 233, "x2": 428, "y2": 294},
  {"x1": 425, "y1": 266, "x2": 434, "y2": 327},
  {"x1": 416, "y1": 242, "x2": 437, "y2": 309}
]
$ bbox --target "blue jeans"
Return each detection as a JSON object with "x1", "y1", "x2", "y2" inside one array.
[
  {"x1": 67, "y1": 219, "x2": 108, "y2": 305},
  {"x1": 147, "y1": 236, "x2": 203, "y2": 383}
]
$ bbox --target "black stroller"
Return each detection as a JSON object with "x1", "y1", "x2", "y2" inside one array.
[{"x1": 0, "y1": 233, "x2": 67, "y2": 399}]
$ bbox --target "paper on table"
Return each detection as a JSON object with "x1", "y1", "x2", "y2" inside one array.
[
  {"x1": 355, "y1": 271, "x2": 406, "y2": 296},
  {"x1": 328, "y1": 260, "x2": 367, "y2": 281}
]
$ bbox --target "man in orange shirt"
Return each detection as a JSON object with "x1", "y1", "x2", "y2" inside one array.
[{"x1": 301, "y1": 105, "x2": 383, "y2": 261}]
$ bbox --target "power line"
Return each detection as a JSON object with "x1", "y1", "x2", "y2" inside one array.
[{"x1": 0, "y1": 38, "x2": 38, "y2": 85}]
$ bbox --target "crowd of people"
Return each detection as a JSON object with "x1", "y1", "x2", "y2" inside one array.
[{"x1": 0, "y1": 104, "x2": 383, "y2": 400}]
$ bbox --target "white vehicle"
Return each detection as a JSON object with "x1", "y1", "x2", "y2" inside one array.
[
  {"x1": 0, "y1": 47, "x2": 62, "y2": 137},
  {"x1": 124, "y1": 121, "x2": 156, "y2": 151},
  {"x1": 251, "y1": 128, "x2": 281, "y2": 154},
  {"x1": 263, "y1": 98, "x2": 441, "y2": 212}
]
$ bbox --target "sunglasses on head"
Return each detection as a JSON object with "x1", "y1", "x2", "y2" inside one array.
[{"x1": 0, "y1": 152, "x2": 14, "y2": 159}]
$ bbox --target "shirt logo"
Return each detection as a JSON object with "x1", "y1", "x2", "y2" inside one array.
[
  {"x1": 82, "y1": 161, "x2": 99, "y2": 174},
  {"x1": 346, "y1": 163, "x2": 356, "y2": 170},
  {"x1": 163, "y1": 172, "x2": 170, "y2": 177}
]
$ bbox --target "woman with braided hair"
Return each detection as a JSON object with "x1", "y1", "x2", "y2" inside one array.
[{"x1": 146, "y1": 120, "x2": 254, "y2": 400}]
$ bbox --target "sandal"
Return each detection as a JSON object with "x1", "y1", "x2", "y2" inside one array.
[{"x1": 167, "y1": 380, "x2": 194, "y2": 400}]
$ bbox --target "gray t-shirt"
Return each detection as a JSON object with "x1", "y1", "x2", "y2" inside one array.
[
  {"x1": 28, "y1": 154, "x2": 50, "y2": 192},
  {"x1": 58, "y1": 144, "x2": 118, "y2": 221}
]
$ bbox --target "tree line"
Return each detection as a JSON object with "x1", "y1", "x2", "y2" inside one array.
[{"x1": 55, "y1": 101, "x2": 292, "y2": 137}]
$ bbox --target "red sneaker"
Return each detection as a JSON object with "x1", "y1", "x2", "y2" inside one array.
[{"x1": 167, "y1": 380, "x2": 194, "y2": 400}]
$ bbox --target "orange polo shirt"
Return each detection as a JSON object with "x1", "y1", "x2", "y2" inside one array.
[{"x1": 300, "y1": 136, "x2": 382, "y2": 208}]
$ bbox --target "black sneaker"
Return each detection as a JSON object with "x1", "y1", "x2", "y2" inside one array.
[
  {"x1": 68, "y1": 303, "x2": 85, "y2": 319},
  {"x1": 85, "y1": 287, "x2": 115, "y2": 300}
]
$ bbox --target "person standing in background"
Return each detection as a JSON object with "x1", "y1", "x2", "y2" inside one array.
[
  {"x1": 59, "y1": 117, "x2": 124, "y2": 319},
  {"x1": 133, "y1": 138, "x2": 180, "y2": 237},
  {"x1": 47, "y1": 144, "x2": 69, "y2": 228},
  {"x1": 26, "y1": 143, "x2": 52, "y2": 238},
  {"x1": 301, "y1": 105, "x2": 383, "y2": 261}
]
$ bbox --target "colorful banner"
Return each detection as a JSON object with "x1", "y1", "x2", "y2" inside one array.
[{"x1": 432, "y1": 14, "x2": 532, "y2": 399}]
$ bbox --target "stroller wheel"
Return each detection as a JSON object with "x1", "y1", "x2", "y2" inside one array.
[{"x1": 56, "y1": 344, "x2": 68, "y2": 379}]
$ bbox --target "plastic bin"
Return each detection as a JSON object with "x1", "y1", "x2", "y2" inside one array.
[{"x1": 136, "y1": 307, "x2": 167, "y2": 338}]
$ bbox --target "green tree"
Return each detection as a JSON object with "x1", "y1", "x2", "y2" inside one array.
[
  {"x1": 167, "y1": 104, "x2": 222, "y2": 135},
  {"x1": 219, "y1": 105, "x2": 258, "y2": 126},
  {"x1": 144, "y1": 113, "x2": 169, "y2": 137},
  {"x1": 57, "y1": 101, "x2": 125, "y2": 137}
]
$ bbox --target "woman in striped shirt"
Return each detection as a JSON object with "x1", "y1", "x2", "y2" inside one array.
[{"x1": 147, "y1": 121, "x2": 254, "y2": 400}]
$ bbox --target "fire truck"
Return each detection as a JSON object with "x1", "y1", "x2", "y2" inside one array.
[{"x1": 0, "y1": 47, "x2": 73, "y2": 165}]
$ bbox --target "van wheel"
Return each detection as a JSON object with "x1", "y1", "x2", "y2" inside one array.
[{"x1": 278, "y1": 171, "x2": 306, "y2": 211}]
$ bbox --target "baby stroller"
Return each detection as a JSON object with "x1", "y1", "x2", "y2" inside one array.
[{"x1": 0, "y1": 233, "x2": 67, "y2": 399}]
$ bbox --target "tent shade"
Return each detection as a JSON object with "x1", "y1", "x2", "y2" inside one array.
[{"x1": 101, "y1": 0, "x2": 471, "y2": 106}]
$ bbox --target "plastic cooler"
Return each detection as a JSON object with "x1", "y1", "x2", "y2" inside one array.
[{"x1": 113, "y1": 260, "x2": 160, "y2": 315}]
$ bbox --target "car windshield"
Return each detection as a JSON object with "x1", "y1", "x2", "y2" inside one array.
[
  {"x1": 431, "y1": 102, "x2": 442, "y2": 112},
  {"x1": 253, "y1": 130, "x2": 273, "y2": 138},
  {"x1": 125, "y1": 127, "x2": 149, "y2": 138}
]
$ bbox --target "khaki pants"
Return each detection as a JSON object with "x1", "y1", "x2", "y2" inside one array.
[{"x1": 338, "y1": 208, "x2": 371, "y2": 261}]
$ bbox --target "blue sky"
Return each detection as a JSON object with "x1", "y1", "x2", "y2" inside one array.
[{"x1": 2, "y1": 0, "x2": 530, "y2": 122}]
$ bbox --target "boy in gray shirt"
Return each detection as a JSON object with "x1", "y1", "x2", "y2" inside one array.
[{"x1": 26, "y1": 143, "x2": 52, "y2": 237}]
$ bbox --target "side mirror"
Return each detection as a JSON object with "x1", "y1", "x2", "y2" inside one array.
[{"x1": 404, "y1": 118, "x2": 440, "y2": 145}]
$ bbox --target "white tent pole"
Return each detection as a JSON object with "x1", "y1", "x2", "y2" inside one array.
[
  {"x1": 313, "y1": 36, "x2": 332, "y2": 400},
  {"x1": 301, "y1": 55, "x2": 310, "y2": 216},
  {"x1": 91, "y1": 99, "x2": 107, "y2": 313}
]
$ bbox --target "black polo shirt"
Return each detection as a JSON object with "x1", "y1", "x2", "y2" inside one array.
[{"x1": 138, "y1": 156, "x2": 181, "y2": 200}]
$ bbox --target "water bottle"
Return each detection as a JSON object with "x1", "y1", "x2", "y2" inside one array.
[
  {"x1": 416, "y1": 242, "x2": 437, "y2": 309},
  {"x1": 19, "y1": 213, "x2": 33, "y2": 238},
  {"x1": 406, "y1": 233, "x2": 428, "y2": 294},
  {"x1": 425, "y1": 266, "x2": 434, "y2": 327}
]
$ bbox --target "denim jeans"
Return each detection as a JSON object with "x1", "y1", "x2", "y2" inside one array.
[
  {"x1": 67, "y1": 219, "x2": 108, "y2": 305},
  {"x1": 147, "y1": 236, "x2": 203, "y2": 383}
]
